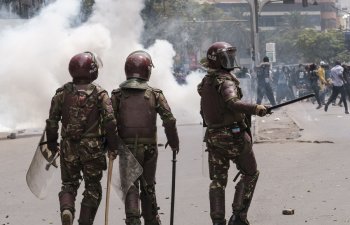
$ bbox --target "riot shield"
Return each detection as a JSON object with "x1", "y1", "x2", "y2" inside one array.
[
  {"x1": 112, "y1": 143, "x2": 143, "y2": 202},
  {"x1": 26, "y1": 130, "x2": 59, "y2": 199}
]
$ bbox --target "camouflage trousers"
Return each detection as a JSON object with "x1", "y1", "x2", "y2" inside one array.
[
  {"x1": 124, "y1": 143, "x2": 161, "y2": 225},
  {"x1": 59, "y1": 138, "x2": 107, "y2": 216},
  {"x1": 206, "y1": 127, "x2": 259, "y2": 223}
]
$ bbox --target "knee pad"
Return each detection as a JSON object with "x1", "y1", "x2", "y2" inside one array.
[
  {"x1": 125, "y1": 186, "x2": 140, "y2": 218},
  {"x1": 209, "y1": 188, "x2": 225, "y2": 221},
  {"x1": 59, "y1": 191, "x2": 76, "y2": 213}
]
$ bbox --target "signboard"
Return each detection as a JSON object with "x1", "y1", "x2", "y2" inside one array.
[
  {"x1": 266, "y1": 51, "x2": 276, "y2": 63},
  {"x1": 266, "y1": 42, "x2": 276, "y2": 52}
]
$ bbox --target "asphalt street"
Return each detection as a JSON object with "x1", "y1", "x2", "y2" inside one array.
[{"x1": 0, "y1": 101, "x2": 350, "y2": 225}]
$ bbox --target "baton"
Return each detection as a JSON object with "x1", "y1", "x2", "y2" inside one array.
[
  {"x1": 170, "y1": 150, "x2": 177, "y2": 225},
  {"x1": 105, "y1": 157, "x2": 114, "y2": 225},
  {"x1": 165, "y1": 141, "x2": 177, "y2": 225},
  {"x1": 267, "y1": 93, "x2": 315, "y2": 113}
]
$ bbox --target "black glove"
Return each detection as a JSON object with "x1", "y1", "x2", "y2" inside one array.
[
  {"x1": 171, "y1": 147, "x2": 180, "y2": 154},
  {"x1": 47, "y1": 142, "x2": 59, "y2": 155}
]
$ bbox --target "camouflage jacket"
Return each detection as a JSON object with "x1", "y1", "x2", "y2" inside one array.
[
  {"x1": 46, "y1": 82, "x2": 119, "y2": 151},
  {"x1": 198, "y1": 69, "x2": 256, "y2": 129}
]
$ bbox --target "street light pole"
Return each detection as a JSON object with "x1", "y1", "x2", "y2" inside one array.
[
  {"x1": 246, "y1": 0, "x2": 272, "y2": 68},
  {"x1": 247, "y1": 0, "x2": 259, "y2": 68}
]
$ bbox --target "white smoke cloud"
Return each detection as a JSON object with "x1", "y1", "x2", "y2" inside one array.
[{"x1": 0, "y1": 0, "x2": 203, "y2": 132}]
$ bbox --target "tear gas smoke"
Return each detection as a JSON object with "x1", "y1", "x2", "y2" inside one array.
[{"x1": 0, "y1": 0, "x2": 203, "y2": 132}]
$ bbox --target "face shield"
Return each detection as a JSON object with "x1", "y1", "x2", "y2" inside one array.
[
  {"x1": 218, "y1": 47, "x2": 238, "y2": 70},
  {"x1": 85, "y1": 51, "x2": 103, "y2": 69}
]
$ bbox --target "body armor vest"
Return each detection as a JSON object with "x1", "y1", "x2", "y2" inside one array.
[
  {"x1": 117, "y1": 88, "x2": 157, "y2": 142},
  {"x1": 61, "y1": 83, "x2": 102, "y2": 140},
  {"x1": 201, "y1": 72, "x2": 245, "y2": 128}
]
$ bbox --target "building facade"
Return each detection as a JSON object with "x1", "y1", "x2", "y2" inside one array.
[{"x1": 197, "y1": 0, "x2": 338, "y2": 31}]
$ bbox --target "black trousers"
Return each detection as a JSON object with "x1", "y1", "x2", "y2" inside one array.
[
  {"x1": 326, "y1": 85, "x2": 348, "y2": 112},
  {"x1": 256, "y1": 83, "x2": 276, "y2": 106}
]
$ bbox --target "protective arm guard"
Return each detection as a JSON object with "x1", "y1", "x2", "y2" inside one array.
[
  {"x1": 46, "y1": 90, "x2": 64, "y2": 152},
  {"x1": 227, "y1": 101, "x2": 257, "y2": 115},
  {"x1": 220, "y1": 79, "x2": 258, "y2": 115},
  {"x1": 100, "y1": 92, "x2": 119, "y2": 154},
  {"x1": 46, "y1": 120, "x2": 59, "y2": 152},
  {"x1": 156, "y1": 91, "x2": 180, "y2": 150},
  {"x1": 163, "y1": 119, "x2": 179, "y2": 150}
]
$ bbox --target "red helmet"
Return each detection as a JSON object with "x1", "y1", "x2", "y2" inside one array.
[
  {"x1": 125, "y1": 50, "x2": 154, "y2": 81},
  {"x1": 207, "y1": 42, "x2": 237, "y2": 70},
  {"x1": 68, "y1": 51, "x2": 103, "y2": 83}
]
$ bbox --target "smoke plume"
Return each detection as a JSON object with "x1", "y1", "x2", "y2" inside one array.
[{"x1": 0, "y1": 0, "x2": 203, "y2": 132}]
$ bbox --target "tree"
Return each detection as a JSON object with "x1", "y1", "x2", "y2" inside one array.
[{"x1": 296, "y1": 29, "x2": 350, "y2": 63}]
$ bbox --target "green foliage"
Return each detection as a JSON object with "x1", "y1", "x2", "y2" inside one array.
[{"x1": 296, "y1": 29, "x2": 350, "y2": 63}]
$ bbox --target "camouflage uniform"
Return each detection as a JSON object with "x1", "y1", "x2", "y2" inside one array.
[
  {"x1": 198, "y1": 69, "x2": 261, "y2": 225},
  {"x1": 111, "y1": 78, "x2": 179, "y2": 225},
  {"x1": 46, "y1": 82, "x2": 119, "y2": 225}
]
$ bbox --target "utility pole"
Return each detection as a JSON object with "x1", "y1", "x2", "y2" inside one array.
[{"x1": 246, "y1": 0, "x2": 271, "y2": 69}]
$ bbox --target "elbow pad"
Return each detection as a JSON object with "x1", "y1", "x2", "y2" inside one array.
[{"x1": 227, "y1": 100, "x2": 257, "y2": 115}]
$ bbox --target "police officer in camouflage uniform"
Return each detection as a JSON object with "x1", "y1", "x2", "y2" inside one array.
[
  {"x1": 198, "y1": 42, "x2": 268, "y2": 225},
  {"x1": 46, "y1": 52, "x2": 119, "y2": 225},
  {"x1": 111, "y1": 50, "x2": 179, "y2": 225}
]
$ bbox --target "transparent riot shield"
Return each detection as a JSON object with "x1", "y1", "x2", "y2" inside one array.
[
  {"x1": 26, "y1": 130, "x2": 59, "y2": 199},
  {"x1": 112, "y1": 144, "x2": 143, "y2": 202}
]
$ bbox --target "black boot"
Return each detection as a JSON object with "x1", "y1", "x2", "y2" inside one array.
[
  {"x1": 228, "y1": 214, "x2": 250, "y2": 225},
  {"x1": 59, "y1": 192, "x2": 75, "y2": 225},
  {"x1": 78, "y1": 204, "x2": 98, "y2": 225}
]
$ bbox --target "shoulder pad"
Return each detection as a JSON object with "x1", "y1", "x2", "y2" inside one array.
[
  {"x1": 221, "y1": 80, "x2": 239, "y2": 102},
  {"x1": 217, "y1": 72, "x2": 233, "y2": 83},
  {"x1": 150, "y1": 87, "x2": 163, "y2": 94},
  {"x1": 92, "y1": 83, "x2": 106, "y2": 94},
  {"x1": 55, "y1": 86, "x2": 64, "y2": 94},
  {"x1": 62, "y1": 82, "x2": 74, "y2": 92},
  {"x1": 111, "y1": 88, "x2": 122, "y2": 96}
]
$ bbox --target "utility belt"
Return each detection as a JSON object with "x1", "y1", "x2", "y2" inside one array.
[
  {"x1": 208, "y1": 121, "x2": 248, "y2": 135},
  {"x1": 62, "y1": 133, "x2": 103, "y2": 141},
  {"x1": 122, "y1": 137, "x2": 157, "y2": 145}
]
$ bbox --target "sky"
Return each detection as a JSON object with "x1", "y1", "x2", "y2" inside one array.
[{"x1": 0, "y1": 0, "x2": 204, "y2": 132}]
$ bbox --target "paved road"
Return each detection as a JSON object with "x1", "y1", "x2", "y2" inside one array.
[{"x1": 0, "y1": 101, "x2": 349, "y2": 225}]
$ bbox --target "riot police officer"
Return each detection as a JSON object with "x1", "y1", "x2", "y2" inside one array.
[
  {"x1": 46, "y1": 52, "x2": 119, "y2": 225},
  {"x1": 198, "y1": 42, "x2": 268, "y2": 225},
  {"x1": 111, "y1": 50, "x2": 179, "y2": 225}
]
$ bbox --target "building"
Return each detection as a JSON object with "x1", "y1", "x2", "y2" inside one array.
[{"x1": 196, "y1": 0, "x2": 338, "y2": 31}]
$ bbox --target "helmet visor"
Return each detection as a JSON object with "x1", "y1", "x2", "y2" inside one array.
[
  {"x1": 84, "y1": 51, "x2": 103, "y2": 69},
  {"x1": 218, "y1": 47, "x2": 236, "y2": 70}
]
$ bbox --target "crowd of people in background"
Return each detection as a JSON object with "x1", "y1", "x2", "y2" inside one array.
[
  {"x1": 230, "y1": 57, "x2": 350, "y2": 114},
  {"x1": 172, "y1": 56, "x2": 350, "y2": 114}
]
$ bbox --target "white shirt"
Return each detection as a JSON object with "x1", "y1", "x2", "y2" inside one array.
[{"x1": 330, "y1": 65, "x2": 344, "y2": 87}]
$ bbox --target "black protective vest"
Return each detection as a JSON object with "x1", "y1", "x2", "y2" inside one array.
[
  {"x1": 117, "y1": 88, "x2": 157, "y2": 142},
  {"x1": 200, "y1": 73, "x2": 244, "y2": 128}
]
